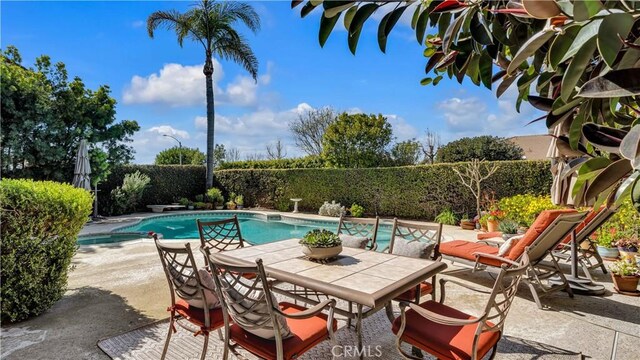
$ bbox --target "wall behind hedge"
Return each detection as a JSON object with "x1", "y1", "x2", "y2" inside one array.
[
  {"x1": 214, "y1": 160, "x2": 552, "y2": 220},
  {"x1": 98, "y1": 165, "x2": 206, "y2": 214}
]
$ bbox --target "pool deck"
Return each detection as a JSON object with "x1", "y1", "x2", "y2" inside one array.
[{"x1": 2, "y1": 210, "x2": 639, "y2": 359}]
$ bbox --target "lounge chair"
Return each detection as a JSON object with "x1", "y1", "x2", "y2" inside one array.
[
  {"x1": 392, "y1": 253, "x2": 530, "y2": 360},
  {"x1": 336, "y1": 215, "x2": 380, "y2": 250},
  {"x1": 203, "y1": 247, "x2": 338, "y2": 360},
  {"x1": 197, "y1": 215, "x2": 245, "y2": 252},
  {"x1": 154, "y1": 237, "x2": 224, "y2": 360},
  {"x1": 439, "y1": 209, "x2": 587, "y2": 309},
  {"x1": 383, "y1": 220, "x2": 443, "y2": 321}
]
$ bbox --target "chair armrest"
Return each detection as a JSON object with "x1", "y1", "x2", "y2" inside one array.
[
  {"x1": 472, "y1": 252, "x2": 520, "y2": 266},
  {"x1": 369, "y1": 242, "x2": 378, "y2": 251},
  {"x1": 402, "y1": 302, "x2": 483, "y2": 327},
  {"x1": 275, "y1": 299, "x2": 336, "y2": 319},
  {"x1": 439, "y1": 278, "x2": 492, "y2": 296}
]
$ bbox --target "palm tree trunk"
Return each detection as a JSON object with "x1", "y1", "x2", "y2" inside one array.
[{"x1": 204, "y1": 56, "x2": 215, "y2": 189}]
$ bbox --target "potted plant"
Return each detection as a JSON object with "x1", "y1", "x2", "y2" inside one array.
[
  {"x1": 615, "y1": 237, "x2": 639, "y2": 261},
  {"x1": 187, "y1": 201, "x2": 195, "y2": 210},
  {"x1": 207, "y1": 188, "x2": 225, "y2": 210},
  {"x1": 435, "y1": 208, "x2": 458, "y2": 225},
  {"x1": 226, "y1": 192, "x2": 237, "y2": 210},
  {"x1": 486, "y1": 208, "x2": 504, "y2": 233},
  {"x1": 299, "y1": 229, "x2": 342, "y2": 260},
  {"x1": 235, "y1": 195, "x2": 244, "y2": 210},
  {"x1": 459, "y1": 214, "x2": 475, "y2": 230},
  {"x1": 350, "y1": 203, "x2": 365, "y2": 217},
  {"x1": 609, "y1": 260, "x2": 639, "y2": 294},
  {"x1": 595, "y1": 227, "x2": 620, "y2": 260},
  {"x1": 498, "y1": 219, "x2": 519, "y2": 240},
  {"x1": 194, "y1": 201, "x2": 207, "y2": 210},
  {"x1": 178, "y1": 197, "x2": 190, "y2": 209}
]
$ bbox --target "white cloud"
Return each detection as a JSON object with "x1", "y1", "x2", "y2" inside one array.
[
  {"x1": 385, "y1": 114, "x2": 419, "y2": 141},
  {"x1": 123, "y1": 61, "x2": 272, "y2": 108},
  {"x1": 131, "y1": 125, "x2": 193, "y2": 164},
  {"x1": 148, "y1": 125, "x2": 190, "y2": 139}
]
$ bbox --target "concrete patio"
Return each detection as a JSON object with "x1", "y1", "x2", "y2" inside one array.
[{"x1": 2, "y1": 212, "x2": 639, "y2": 359}]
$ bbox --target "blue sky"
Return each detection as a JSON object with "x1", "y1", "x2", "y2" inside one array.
[{"x1": 2, "y1": 1, "x2": 545, "y2": 163}]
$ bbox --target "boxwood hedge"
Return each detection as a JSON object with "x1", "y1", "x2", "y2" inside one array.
[
  {"x1": 1, "y1": 179, "x2": 93, "y2": 322},
  {"x1": 214, "y1": 160, "x2": 552, "y2": 219},
  {"x1": 98, "y1": 165, "x2": 206, "y2": 214}
]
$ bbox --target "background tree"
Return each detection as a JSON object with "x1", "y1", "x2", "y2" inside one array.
[
  {"x1": 437, "y1": 136, "x2": 524, "y2": 163},
  {"x1": 390, "y1": 139, "x2": 422, "y2": 166},
  {"x1": 212, "y1": 143, "x2": 226, "y2": 168},
  {"x1": 148, "y1": 0, "x2": 260, "y2": 189},
  {"x1": 265, "y1": 139, "x2": 287, "y2": 160},
  {"x1": 289, "y1": 107, "x2": 336, "y2": 156},
  {"x1": 293, "y1": 0, "x2": 640, "y2": 211},
  {"x1": 155, "y1": 146, "x2": 206, "y2": 165},
  {"x1": 422, "y1": 129, "x2": 441, "y2": 164},
  {"x1": 453, "y1": 159, "x2": 500, "y2": 219},
  {"x1": 226, "y1": 147, "x2": 241, "y2": 162},
  {"x1": 322, "y1": 113, "x2": 393, "y2": 168},
  {"x1": 1, "y1": 46, "x2": 139, "y2": 182}
]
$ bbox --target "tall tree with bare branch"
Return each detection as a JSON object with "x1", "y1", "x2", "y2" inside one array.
[
  {"x1": 266, "y1": 139, "x2": 287, "y2": 160},
  {"x1": 147, "y1": 0, "x2": 260, "y2": 188},
  {"x1": 452, "y1": 159, "x2": 500, "y2": 219},
  {"x1": 422, "y1": 129, "x2": 440, "y2": 164}
]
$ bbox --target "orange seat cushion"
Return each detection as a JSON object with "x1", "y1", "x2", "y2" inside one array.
[
  {"x1": 392, "y1": 300, "x2": 501, "y2": 360},
  {"x1": 506, "y1": 209, "x2": 576, "y2": 260},
  {"x1": 439, "y1": 240, "x2": 505, "y2": 267},
  {"x1": 395, "y1": 282, "x2": 433, "y2": 302},
  {"x1": 229, "y1": 302, "x2": 337, "y2": 360},
  {"x1": 477, "y1": 232, "x2": 502, "y2": 240},
  {"x1": 173, "y1": 298, "x2": 224, "y2": 330}
]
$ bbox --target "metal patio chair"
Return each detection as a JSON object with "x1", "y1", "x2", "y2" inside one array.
[
  {"x1": 337, "y1": 215, "x2": 380, "y2": 250},
  {"x1": 197, "y1": 215, "x2": 245, "y2": 252}
]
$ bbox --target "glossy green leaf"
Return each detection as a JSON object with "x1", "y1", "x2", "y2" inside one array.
[
  {"x1": 323, "y1": 1, "x2": 355, "y2": 18},
  {"x1": 479, "y1": 53, "x2": 493, "y2": 89},
  {"x1": 617, "y1": 38, "x2": 640, "y2": 69},
  {"x1": 585, "y1": 158, "x2": 632, "y2": 204},
  {"x1": 561, "y1": 37, "x2": 597, "y2": 101},
  {"x1": 569, "y1": 112, "x2": 585, "y2": 150},
  {"x1": 377, "y1": 5, "x2": 407, "y2": 53},
  {"x1": 578, "y1": 69, "x2": 640, "y2": 98},
  {"x1": 415, "y1": 8, "x2": 430, "y2": 44},
  {"x1": 411, "y1": 3, "x2": 421, "y2": 29},
  {"x1": 319, "y1": 13, "x2": 340, "y2": 47},
  {"x1": 420, "y1": 77, "x2": 433, "y2": 86},
  {"x1": 559, "y1": 19, "x2": 602, "y2": 65},
  {"x1": 620, "y1": 125, "x2": 640, "y2": 170},
  {"x1": 425, "y1": 52, "x2": 444, "y2": 74},
  {"x1": 528, "y1": 96, "x2": 554, "y2": 112},
  {"x1": 343, "y1": 5, "x2": 357, "y2": 30},
  {"x1": 348, "y1": 3, "x2": 379, "y2": 54},
  {"x1": 470, "y1": 10, "x2": 492, "y2": 45},
  {"x1": 632, "y1": 173, "x2": 640, "y2": 212},
  {"x1": 497, "y1": 75, "x2": 517, "y2": 98},
  {"x1": 433, "y1": 75, "x2": 443, "y2": 86},
  {"x1": 573, "y1": 0, "x2": 603, "y2": 22},
  {"x1": 582, "y1": 123, "x2": 627, "y2": 153},
  {"x1": 547, "y1": 25, "x2": 580, "y2": 68},
  {"x1": 442, "y1": 10, "x2": 467, "y2": 53},
  {"x1": 572, "y1": 157, "x2": 611, "y2": 199},
  {"x1": 598, "y1": 13, "x2": 635, "y2": 68},
  {"x1": 301, "y1": 1, "x2": 319, "y2": 17},
  {"x1": 507, "y1": 29, "x2": 555, "y2": 75},
  {"x1": 551, "y1": 97, "x2": 582, "y2": 116}
]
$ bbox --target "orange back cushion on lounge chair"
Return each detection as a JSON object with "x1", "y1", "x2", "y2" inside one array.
[
  {"x1": 558, "y1": 207, "x2": 600, "y2": 246},
  {"x1": 506, "y1": 209, "x2": 577, "y2": 260}
]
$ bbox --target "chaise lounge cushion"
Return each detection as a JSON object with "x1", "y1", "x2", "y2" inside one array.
[
  {"x1": 229, "y1": 302, "x2": 337, "y2": 360},
  {"x1": 439, "y1": 240, "x2": 504, "y2": 267},
  {"x1": 506, "y1": 209, "x2": 576, "y2": 260},
  {"x1": 392, "y1": 300, "x2": 500, "y2": 360}
]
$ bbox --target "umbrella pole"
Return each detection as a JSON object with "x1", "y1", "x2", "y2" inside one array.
[{"x1": 93, "y1": 184, "x2": 99, "y2": 219}]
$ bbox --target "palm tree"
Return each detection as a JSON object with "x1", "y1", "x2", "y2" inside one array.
[{"x1": 147, "y1": 0, "x2": 260, "y2": 188}]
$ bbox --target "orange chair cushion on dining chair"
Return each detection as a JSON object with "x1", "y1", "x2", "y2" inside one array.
[
  {"x1": 439, "y1": 240, "x2": 505, "y2": 267},
  {"x1": 173, "y1": 298, "x2": 225, "y2": 330},
  {"x1": 392, "y1": 300, "x2": 500, "y2": 360},
  {"x1": 229, "y1": 302, "x2": 338, "y2": 360},
  {"x1": 506, "y1": 209, "x2": 577, "y2": 261},
  {"x1": 395, "y1": 282, "x2": 433, "y2": 302}
]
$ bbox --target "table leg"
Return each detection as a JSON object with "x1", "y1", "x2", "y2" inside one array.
[{"x1": 356, "y1": 304, "x2": 363, "y2": 360}]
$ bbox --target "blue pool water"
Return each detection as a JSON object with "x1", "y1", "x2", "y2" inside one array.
[{"x1": 101, "y1": 212, "x2": 393, "y2": 249}]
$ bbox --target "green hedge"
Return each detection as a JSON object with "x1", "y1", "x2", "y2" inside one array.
[
  {"x1": 214, "y1": 160, "x2": 552, "y2": 219},
  {"x1": 98, "y1": 165, "x2": 206, "y2": 214},
  {"x1": 1, "y1": 179, "x2": 93, "y2": 322},
  {"x1": 217, "y1": 156, "x2": 325, "y2": 170}
]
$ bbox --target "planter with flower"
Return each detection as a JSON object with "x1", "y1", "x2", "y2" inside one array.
[
  {"x1": 615, "y1": 236, "x2": 639, "y2": 261},
  {"x1": 609, "y1": 260, "x2": 639, "y2": 295},
  {"x1": 498, "y1": 219, "x2": 519, "y2": 240},
  {"x1": 595, "y1": 227, "x2": 620, "y2": 260},
  {"x1": 486, "y1": 209, "x2": 504, "y2": 233},
  {"x1": 235, "y1": 195, "x2": 244, "y2": 210},
  {"x1": 206, "y1": 188, "x2": 225, "y2": 210},
  {"x1": 226, "y1": 192, "x2": 237, "y2": 210},
  {"x1": 299, "y1": 229, "x2": 342, "y2": 260}
]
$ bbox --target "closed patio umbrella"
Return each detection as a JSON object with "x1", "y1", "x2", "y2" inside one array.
[{"x1": 72, "y1": 140, "x2": 92, "y2": 191}]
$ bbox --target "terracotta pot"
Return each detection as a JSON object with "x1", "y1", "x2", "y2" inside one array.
[
  {"x1": 487, "y1": 220, "x2": 500, "y2": 233},
  {"x1": 227, "y1": 203, "x2": 237, "y2": 210},
  {"x1": 301, "y1": 245, "x2": 342, "y2": 260},
  {"x1": 215, "y1": 205, "x2": 224, "y2": 210},
  {"x1": 611, "y1": 274, "x2": 640, "y2": 293},
  {"x1": 460, "y1": 220, "x2": 475, "y2": 230}
]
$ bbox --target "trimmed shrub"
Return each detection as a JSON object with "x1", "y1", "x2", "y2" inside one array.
[
  {"x1": 217, "y1": 156, "x2": 325, "y2": 170},
  {"x1": 98, "y1": 165, "x2": 206, "y2": 214},
  {"x1": 214, "y1": 160, "x2": 552, "y2": 220},
  {"x1": 1, "y1": 179, "x2": 93, "y2": 322},
  {"x1": 498, "y1": 194, "x2": 560, "y2": 227}
]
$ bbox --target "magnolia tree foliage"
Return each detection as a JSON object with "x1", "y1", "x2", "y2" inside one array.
[
  {"x1": 293, "y1": 0, "x2": 640, "y2": 211},
  {"x1": 322, "y1": 112, "x2": 393, "y2": 167},
  {"x1": 155, "y1": 146, "x2": 206, "y2": 165}
]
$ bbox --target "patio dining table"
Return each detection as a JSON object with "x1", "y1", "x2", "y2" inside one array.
[{"x1": 209, "y1": 238, "x2": 447, "y2": 357}]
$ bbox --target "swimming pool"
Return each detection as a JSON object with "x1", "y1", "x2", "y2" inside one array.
[{"x1": 86, "y1": 212, "x2": 393, "y2": 249}]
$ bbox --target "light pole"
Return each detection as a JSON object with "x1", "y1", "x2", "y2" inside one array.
[{"x1": 163, "y1": 134, "x2": 183, "y2": 165}]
